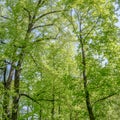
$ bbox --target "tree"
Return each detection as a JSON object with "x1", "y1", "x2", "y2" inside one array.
[{"x1": 62, "y1": 0, "x2": 119, "y2": 119}]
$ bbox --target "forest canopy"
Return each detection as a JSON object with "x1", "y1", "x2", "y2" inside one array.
[{"x1": 0, "y1": 0, "x2": 120, "y2": 120}]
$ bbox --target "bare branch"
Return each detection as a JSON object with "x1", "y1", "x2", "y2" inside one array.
[
  {"x1": 23, "y1": 8, "x2": 31, "y2": 21},
  {"x1": 93, "y1": 92, "x2": 118, "y2": 106},
  {"x1": 19, "y1": 93, "x2": 41, "y2": 105},
  {"x1": 35, "y1": 10, "x2": 66, "y2": 22},
  {"x1": 32, "y1": 1, "x2": 40, "y2": 20},
  {"x1": 31, "y1": 23, "x2": 54, "y2": 31},
  {"x1": 19, "y1": 93, "x2": 56, "y2": 105}
]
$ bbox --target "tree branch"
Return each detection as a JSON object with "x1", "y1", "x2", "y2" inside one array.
[
  {"x1": 29, "y1": 53, "x2": 41, "y2": 71},
  {"x1": 93, "y1": 92, "x2": 118, "y2": 106},
  {"x1": 31, "y1": 23, "x2": 54, "y2": 31},
  {"x1": 19, "y1": 93, "x2": 56, "y2": 105},
  {"x1": 19, "y1": 93, "x2": 41, "y2": 105},
  {"x1": 34, "y1": 36, "x2": 58, "y2": 43},
  {"x1": 83, "y1": 15, "x2": 101, "y2": 42},
  {"x1": 32, "y1": 0, "x2": 42, "y2": 20},
  {"x1": 23, "y1": 8, "x2": 31, "y2": 21},
  {"x1": 35, "y1": 10, "x2": 66, "y2": 22}
]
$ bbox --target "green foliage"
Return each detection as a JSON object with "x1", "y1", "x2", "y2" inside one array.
[{"x1": 0, "y1": 0, "x2": 120, "y2": 120}]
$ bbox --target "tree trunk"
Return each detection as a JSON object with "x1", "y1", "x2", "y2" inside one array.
[
  {"x1": 58, "y1": 91, "x2": 61, "y2": 119},
  {"x1": 39, "y1": 109, "x2": 42, "y2": 120},
  {"x1": 77, "y1": 10, "x2": 95, "y2": 119},
  {"x1": 69, "y1": 111, "x2": 72, "y2": 120},
  {"x1": 11, "y1": 59, "x2": 22, "y2": 120},
  {"x1": 51, "y1": 92, "x2": 55, "y2": 120},
  {"x1": 80, "y1": 40, "x2": 95, "y2": 120}
]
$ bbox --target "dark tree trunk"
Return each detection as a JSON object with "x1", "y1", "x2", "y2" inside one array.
[
  {"x1": 51, "y1": 92, "x2": 55, "y2": 120},
  {"x1": 58, "y1": 92, "x2": 61, "y2": 119},
  {"x1": 39, "y1": 109, "x2": 42, "y2": 120},
  {"x1": 80, "y1": 40, "x2": 95, "y2": 120},
  {"x1": 69, "y1": 112, "x2": 72, "y2": 120},
  {"x1": 58, "y1": 105, "x2": 61, "y2": 119},
  {"x1": 11, "y1": 60, "x2": 22, "y2": 120},
  {"x1": 76, "y1": 10, "x2": 95, "y2": 119}
]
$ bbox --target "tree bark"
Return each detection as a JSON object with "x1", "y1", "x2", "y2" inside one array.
[
  {"x1": 11, "y1": 59, "x2": 22, "y2": 120},
  {"x1": 80, "y1": 40, "x2": 95, "y2": 120}
]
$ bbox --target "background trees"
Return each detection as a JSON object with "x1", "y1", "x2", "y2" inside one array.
[{"x1": 0, "y1": 0, "x2": 120, "y2": 120}]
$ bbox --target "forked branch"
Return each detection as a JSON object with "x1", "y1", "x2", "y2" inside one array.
[{"x1": 19, "y1": 93, "x2": 57, "y2": 105}]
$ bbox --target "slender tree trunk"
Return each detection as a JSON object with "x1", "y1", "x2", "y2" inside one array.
[
  {"x1": 80, "y1": 40, "x2": 95, "y2": 120},
  {"x1": 58, "y1": 91, "x2": 61, "y2": 119},
  {"x1": 58, "y1": 104, "x2": 61, "y2": 119},
  {"x1": 11, "y1": 59, "x2": 22, "y2": 120},
  {"x1": 76, "y1": 10, "x2": 95, "y2": 120},
  {"x1": 51, "y1": 55, "x2": 55, "y2": 120},
  {"x1": 39, "y1": 108, "x2": 42, "y2": 120},
  {"x1": 27, "y1": 83, "x2": 30, "y2": 120},
  {"x1": 51, "y1": 91, "x2": 55, "y2": 120},
  {"x1": 69, "y1": 111, "x2": 72, "y2": 120}
]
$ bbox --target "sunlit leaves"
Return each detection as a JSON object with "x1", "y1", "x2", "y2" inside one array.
[{"x1": 0, "y1": 0, "x2": 120, "y2": 119}]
